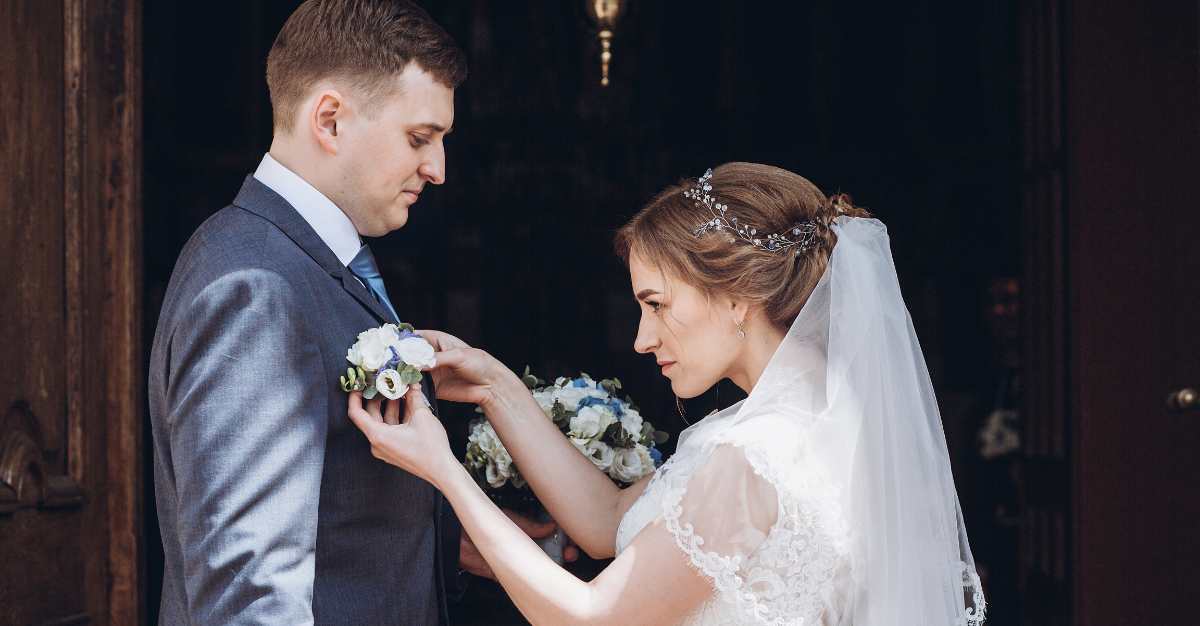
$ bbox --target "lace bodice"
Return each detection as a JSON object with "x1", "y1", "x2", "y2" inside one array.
[{"x1": 614, "y1": 411, "x2": 853, "y2": 626}]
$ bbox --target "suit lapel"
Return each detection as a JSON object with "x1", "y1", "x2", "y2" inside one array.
[{"x1": 232, "y1": 175, "x2": 397, "y2": 324}]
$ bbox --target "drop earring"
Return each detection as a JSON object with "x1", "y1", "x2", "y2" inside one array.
[{"x1": 736, "y1": 320, "x2": 747, "y2": 340}]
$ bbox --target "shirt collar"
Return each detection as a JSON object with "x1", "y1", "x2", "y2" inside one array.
[{"x1": 253, "y1": 153, "x2": 362, "y2": 267}]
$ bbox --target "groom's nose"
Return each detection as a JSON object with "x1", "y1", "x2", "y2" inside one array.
[{"x1": 418, "y1": 142, "x2": 446, "y2": 185}]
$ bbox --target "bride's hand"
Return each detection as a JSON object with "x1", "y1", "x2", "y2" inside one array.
[
  {"x1": 417, "y1": 329, "x2": 517, "y2": 408},
  {"x1": 347, "y1": 387, "x2": 458, "y2": 487}
]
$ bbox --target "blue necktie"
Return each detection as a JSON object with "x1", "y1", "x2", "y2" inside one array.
[{"x1": 347, "y1": 244, "x2": 399, "y2": 322}]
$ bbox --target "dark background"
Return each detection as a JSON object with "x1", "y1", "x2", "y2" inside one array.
[{"x1": 143, "y1": 1, "x2": 1022, "y2": 623}]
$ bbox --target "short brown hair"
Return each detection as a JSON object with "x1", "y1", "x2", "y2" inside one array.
[
  {"x1": 615, "y1": 163, "x2": 872, "y2": 329},
  {"x1": 266, "y1": 0, "x2": 467, "y2": 132}
]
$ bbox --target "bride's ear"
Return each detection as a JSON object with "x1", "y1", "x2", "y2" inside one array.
[
  {"x1": 729, "y1": 298, "x2": 750, "y2": 328},
  {"x1": 310, "y1": 89, "x2": 345, "y2": 155}
]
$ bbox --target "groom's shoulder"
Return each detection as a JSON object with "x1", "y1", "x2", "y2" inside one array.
[
  {"x1": 163, "y1": 203, "x2": 317, "y2": 308},
  {"x1": 179, "y1": 203, "x2": 304, "y2": 272}
]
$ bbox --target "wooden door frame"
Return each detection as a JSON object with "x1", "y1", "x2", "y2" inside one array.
[{"x1": 74, "y1": 0, "x2": 142, "y2": 622}]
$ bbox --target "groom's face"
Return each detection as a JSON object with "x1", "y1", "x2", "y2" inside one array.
[{"x1": 336, "y1": 63, "x2": 455, "y2": 236}]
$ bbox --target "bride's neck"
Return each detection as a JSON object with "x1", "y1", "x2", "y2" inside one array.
[{"x1": 728, "y1": 322, "x2": 787, "y2": 394}]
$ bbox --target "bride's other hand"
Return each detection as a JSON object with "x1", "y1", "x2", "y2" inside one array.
[
  {"x1": 347, "y1": 387, "x2": 457, "y2": 487},
  {"x1": 417, "y1": 330, "x2": 519, "y2": 408}
]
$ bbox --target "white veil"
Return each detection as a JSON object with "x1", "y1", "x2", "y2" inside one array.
[{"x1": 668, "y1": 216, "x2": 986, "y2": 625}]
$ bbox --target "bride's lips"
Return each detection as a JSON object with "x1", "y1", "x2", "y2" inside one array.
[{"x1": 658, "y1": 360, "x2": 676, "y2": 374}]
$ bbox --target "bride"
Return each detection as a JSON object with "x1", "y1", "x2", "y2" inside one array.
[{"x1": 347, "y1": 162, "x2": 987, "y2": 625}]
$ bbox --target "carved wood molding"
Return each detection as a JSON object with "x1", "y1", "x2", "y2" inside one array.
[{"x1": 0, "y1": 403, "x2": 83, "y2": 515}]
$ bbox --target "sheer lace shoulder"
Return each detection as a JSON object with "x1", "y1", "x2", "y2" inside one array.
[{"x1": 617, "y1": 421, "x2": 854, "y2": 625}]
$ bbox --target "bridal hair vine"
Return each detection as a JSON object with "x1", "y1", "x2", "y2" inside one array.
[{"x1": 686, "y1": 169, "x2": 820, "y2": 256}]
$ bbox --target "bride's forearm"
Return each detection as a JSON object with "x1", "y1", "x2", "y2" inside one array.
[
  {"x1": 478, "y1": 373, "x2": 626, "y2": 558},
  {"x1": 436, "y1": 462, "x2": 600, "y2": 624}
]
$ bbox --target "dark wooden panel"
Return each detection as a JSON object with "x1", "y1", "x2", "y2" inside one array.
[
  {"x1": 1064, "y1": 1, "x2": 1200, "y2": 624},
  {"x1": 0, "y1": 0, "x2": 141, "y2": 623}
]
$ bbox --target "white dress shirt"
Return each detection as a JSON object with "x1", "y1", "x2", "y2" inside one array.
[{"x1": 253, "y1": 153, "x2": 362, "y2": 266}]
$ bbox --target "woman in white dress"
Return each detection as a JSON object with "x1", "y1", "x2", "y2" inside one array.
[{"x1": 348, "y1": 162, "x2": 987, "y2": 625}]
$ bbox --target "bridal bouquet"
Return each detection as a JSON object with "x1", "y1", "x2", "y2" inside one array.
[
  {"x1": 463, "y1": 369, "x2": 669, "y2": 515},
  {"x1": 338, "y1": 322, "x2": 436, "y2": 400}
]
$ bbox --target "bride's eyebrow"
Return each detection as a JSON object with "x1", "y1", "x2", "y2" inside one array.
[{"x1": 636, "y1": 289, "x2": 661, "y2": 301}]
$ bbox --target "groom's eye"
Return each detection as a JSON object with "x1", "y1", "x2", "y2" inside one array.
[{"x1": 409, "y1": 134, "x2": 430, "y2": 148}]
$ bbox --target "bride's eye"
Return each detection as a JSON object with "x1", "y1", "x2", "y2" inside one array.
[{"x1": 646, "y1": 300, "x2": 664, "y2": 314}]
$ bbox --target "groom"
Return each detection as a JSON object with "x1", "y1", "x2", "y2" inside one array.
[{"x1": 149, "y1": 2, "x2": 551, "y2": 624}]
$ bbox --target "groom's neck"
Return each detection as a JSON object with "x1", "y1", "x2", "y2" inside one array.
[{"x1": 267, "y1": 139, "x2": 329, "y2": 194}]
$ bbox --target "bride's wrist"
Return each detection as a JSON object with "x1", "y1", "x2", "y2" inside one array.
[
  {"x1": 432, "y1": 456, "x2": 471, "y2": 493},
  {"x1": 478, "y1": 367, "x2": 525, "y2": 414}
]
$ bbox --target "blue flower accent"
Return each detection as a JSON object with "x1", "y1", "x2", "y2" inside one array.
[
  {"x1": 384, "y1": 345, "x2": 402, "y2": 371},
  {"x1": 572, "y1": 377, "x2": 590, "y2": 388},
  {"x1": 576, "y1": 395, "x2": 627, "y2": 416},
  {"x1": 649, "y1": 447, "x2": 663, "y2": 466},
  {"x1": 397, "y1": 329, "x2": 417, "y2": 340}
]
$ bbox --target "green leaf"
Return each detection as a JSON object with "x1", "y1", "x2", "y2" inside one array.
[
  {"x1": 346, "y1": 367, "x2": 358, "y2": 384},
  {"x1": 399, "y1": 367, "x2": 422, "y2": 386},
  {"x1": 339, "y1": 375, "x2": 351, "y2": 392},
  {"x1": 398, "y1": 322, "x2": 416, "y2": 333},
  {"x1": 362, "y1": 385, "x2": 378, "y2": 400},
  {"x1": 652, "y1": 430, "x2": 670, "y2": 445}
]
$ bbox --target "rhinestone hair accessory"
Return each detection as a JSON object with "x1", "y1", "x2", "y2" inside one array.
[{"x1": 686, "y1": 169, "x2": 820, "y2": 256}]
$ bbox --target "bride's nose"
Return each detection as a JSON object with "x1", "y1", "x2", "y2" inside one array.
[{"x1": 633, "y1": 314, "x2": 659, "y2": 354}]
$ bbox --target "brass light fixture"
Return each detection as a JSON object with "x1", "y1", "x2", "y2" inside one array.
[{"x1": 586, "y1": 0, "x2": 625, "y2": 87}]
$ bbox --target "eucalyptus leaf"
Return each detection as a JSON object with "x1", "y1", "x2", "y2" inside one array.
[
  {"x1": 362, "y1": 385, "x2": 378, "y2": 400},
  {"x1": 399, "y1": 367, "x2": 421, "y2": 386}
]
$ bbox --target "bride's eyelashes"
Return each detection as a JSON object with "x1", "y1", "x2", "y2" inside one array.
[{"x1": 645, "y1": 300, "x2": 664, "y2": 314}]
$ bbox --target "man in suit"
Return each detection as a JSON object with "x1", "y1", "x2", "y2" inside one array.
[{"x1": 148, "y1": 2, "x2": 552, "y2": 623}]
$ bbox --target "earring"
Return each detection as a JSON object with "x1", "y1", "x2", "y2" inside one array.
[{"x1": 736, "y1": 321, "x2": 746, "y2": 340}]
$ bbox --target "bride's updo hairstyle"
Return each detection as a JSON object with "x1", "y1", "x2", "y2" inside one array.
[{"x1": 615, "y1": 162, "x2": 871, "y2": 329}]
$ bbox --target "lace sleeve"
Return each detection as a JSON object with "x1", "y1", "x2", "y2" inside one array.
[{"x1": 657, "y1": 440, "x2": 852, "y2": 625}]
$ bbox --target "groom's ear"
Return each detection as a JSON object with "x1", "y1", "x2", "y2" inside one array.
[{"x1": 310, "y1": 90, "x2": 344, "y2": 155}]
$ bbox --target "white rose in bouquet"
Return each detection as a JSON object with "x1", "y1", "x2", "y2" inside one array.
[
  {"x1": 619, "y1": 407, "x2": 644, "y2": 438},
  {"x1": 569, "y1": 405, "x2": 616, "y2": 440},
  {"x1": 532, "y1": 388, "x2": 558, "y2": 414},
  {"x1": 610, "y1": 444, "x2": 654, "y2": 483},
  {"x1": 572, "y1": 438, "x2": 615, "y2": 471}
]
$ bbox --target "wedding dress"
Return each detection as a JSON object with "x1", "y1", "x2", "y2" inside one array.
[{"x1": 615, "y1": 217, "x2": 986, "y2": 625}]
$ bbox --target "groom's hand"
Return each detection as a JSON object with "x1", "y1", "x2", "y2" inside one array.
[{"x1": 458, "y1": 509, "x2": 579, "y2": 580}]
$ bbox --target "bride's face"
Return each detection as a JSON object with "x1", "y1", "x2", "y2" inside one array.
[{"x1": 628, "y1": 251, "x2": 743, "y2": 398}]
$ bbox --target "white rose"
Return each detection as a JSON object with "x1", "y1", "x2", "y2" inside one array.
[
  {"x1": 395, "y1": 336, "x2": 436, "y2": 369},
  {"x1": 532, "y1": 389, "x2": 558, "y2": 415},
  {"x1": 581, "y1": 439, "x2": 615, "y2": 471},
  {"x1": 485, "y1": 460, "x2": 511, "y2": 488},
  {"x1": 469, "y1": 422, "x2": 504, "y2": 457},
  {"x1": 350, "y1": 325, "x2": 401, "y2": 371},
  {"x1": 619, "y1": 408, "x2": 644, "y2": 438},
  {"x1": 610, "y1": 444, "x2": 654, "y2": 483},
  {"x1": 554, "y1": 379, "x2": 607, "y2": 411},
  {"x1": 375, "y1": 369, "x2": 405, "y2": 400},
  {"x1": 569, "y1": 405, "x2": 616, "y2": 440}
]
